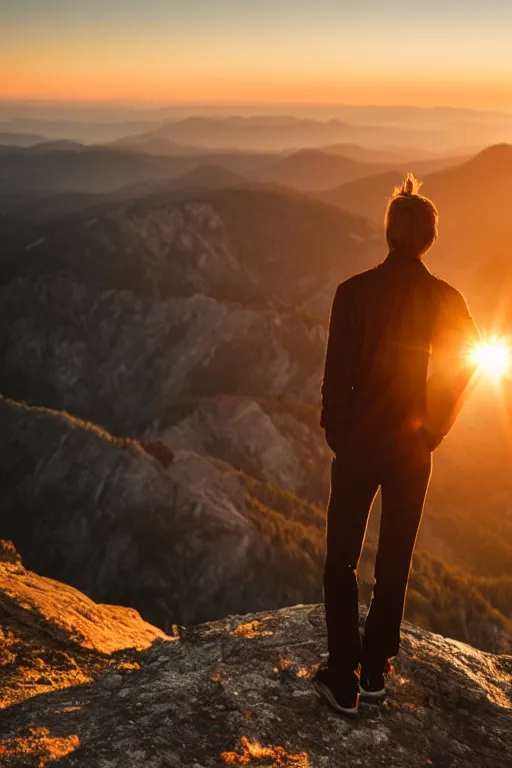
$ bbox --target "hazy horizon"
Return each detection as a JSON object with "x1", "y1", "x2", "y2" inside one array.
[
  {"x1": 1, "y1": 100, "x2": 512, "y2": 116},
  {"x1": 2, "y1": 1, "x2": 512, "y2": 110}
]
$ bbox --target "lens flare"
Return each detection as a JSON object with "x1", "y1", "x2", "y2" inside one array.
[{"x1": 471, "y1": 340, "x2": 511, "y2": 379}]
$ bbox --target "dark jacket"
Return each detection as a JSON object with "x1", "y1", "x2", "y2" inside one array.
[{"x1": 321, "y1": 250, "x2": 479, "y2": 450}]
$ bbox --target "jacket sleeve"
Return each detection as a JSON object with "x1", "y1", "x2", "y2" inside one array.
[
  {"x1": 320, "y1": 282, "x2": 356, "y2": 436},
  {"x1": 424, "y1": 286, "x2": 480, "y2": 439}
]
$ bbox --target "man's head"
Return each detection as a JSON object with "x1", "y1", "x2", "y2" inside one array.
[{"x1": 385, "y1": 173, "x2": 438, "y2": 258}]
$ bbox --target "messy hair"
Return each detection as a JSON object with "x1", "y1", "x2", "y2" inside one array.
[{"x1": 385, "y1": 173, "x2": 438, "y2": 256}]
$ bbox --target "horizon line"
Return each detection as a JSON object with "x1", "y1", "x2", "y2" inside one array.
[{"x1": 1, "y1": 98, "x2": 512, "y2": 115}]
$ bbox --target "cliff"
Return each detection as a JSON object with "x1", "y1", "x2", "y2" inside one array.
[{"x1": 1, "y1": 541, "x2": 510, "y2": 768}]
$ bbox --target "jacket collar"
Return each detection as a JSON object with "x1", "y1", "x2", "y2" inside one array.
[{"x1": 384, "y1": 249, "x2": 431, "y2": 272}]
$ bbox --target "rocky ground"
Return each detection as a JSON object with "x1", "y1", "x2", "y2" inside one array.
[{"x1": 1, "y1": 541, "x2": 511, "y2": 768}]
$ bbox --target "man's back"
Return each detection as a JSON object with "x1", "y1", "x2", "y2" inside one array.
[
  {"x1": 315, "y1": 174, "x2": 482, "y2": 717},
  {"x1": 321, "y1": 250, "x2": 478, "y2": 444}
]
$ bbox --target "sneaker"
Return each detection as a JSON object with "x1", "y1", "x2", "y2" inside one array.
[
  {"x1": 313, "y1": 664, "x2": 359, "y2": 718},
  {"x1": 359, "y1": 660, "x2": 391, "y2": 703}
]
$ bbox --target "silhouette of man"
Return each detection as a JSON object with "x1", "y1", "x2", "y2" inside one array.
[{"x1": 313, "y1": 174, "x2": 479, "y2": 716}]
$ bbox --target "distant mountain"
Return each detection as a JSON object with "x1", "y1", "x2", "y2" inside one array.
[
  {"x1": 424, "y1": 143, "x2": 512, "y2": 219},
  {"x1": 0, "y1": 131, "x2": 48, "y2": 147},
  {"x1": 28, "y1": 139, "x2": 85, "y2": 153},
  {"x1": 256, "y1": 146, "x2": 462, "y2": 196},
  {"x1": 322, "y1": 143, "x2": 422, "y2": 164},
  {"x1": 0, "y1": 145, "x2": 282, "y2": 195},
  {"x1": 115, "y1": 164, "x2": 248, "y2": 198},
  {"x1": 323, "y1": 144, "x2": 467, "y2": 165},
  {"x1": 0, "y1": 118, "x2": 160, "y2": 144},
  {"x1": 253, "y1": 149, "x2": 388, "y2": 192},
  {"x1": 0, "y1": 167, "x2": 246, "y2": 227},
  {"x1": 118, "y1": 115, "x2": 374, "y2": 152},
  {"x1": 2, "y1": 109, "x2": 512, "y2": 151},
  {"x1": 109, "y1": 133, "x2": 209, "y2": 156},
  {"x1": 111, "y1": 114, "x2": 512, "y2": 154},
  {"x1": 314, "y1": 144, "x2": 512, "y2": 323},
  {"x1": 315, "y1": 154, "x2": 466, "y2": 213},
  {"x1": 316, "y1": 170, "x2": 404, "y2": 221},
  {"x1": 421, "y1": 143, "x2": 512, "y2": 320},
  {"x1": 115, "y1": 115, "x2": 459, "y2": 153},
  {"x1": 0, "y1": 189, "x2": 111, "y2": 225},
  {"x1": 0, "y1": 146, "x2": 182, "y2": 194}
]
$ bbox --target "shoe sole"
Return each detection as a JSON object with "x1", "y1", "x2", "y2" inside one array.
[
  {"x1": 359, "y1": 687, "x2": 386, "y2": 704},
  {"x1": 313, "y1": 681, "x2": 359, "y2": 718}
]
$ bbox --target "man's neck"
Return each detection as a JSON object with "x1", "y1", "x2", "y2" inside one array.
[{"x1": 387, "y1": 247, "x2": 423, "y2": 262}]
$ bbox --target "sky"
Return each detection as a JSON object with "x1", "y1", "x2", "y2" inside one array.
[{"x1": 2, "y1": 0, "x2": 512, "y2": 109}]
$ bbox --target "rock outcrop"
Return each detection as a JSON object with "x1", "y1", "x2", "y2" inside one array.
[
  {"x1": 160, "y1": 395, "x2": 331, "y2": 503},
  {"x1": 1, "y1": 273, "x2": 325, "y2": 434},
  {"x1": 1, "y1": 542, "x2": 510, "y2": 768},
  {"x1": 0, "y1": 539, "x2": 169, "y2": 713},
  {"x1": 0, "y1": 397, "x2": 326, "y2": 630},
  {"x1": 1, "y1": 191, "x2": 368, "y2": 439}
]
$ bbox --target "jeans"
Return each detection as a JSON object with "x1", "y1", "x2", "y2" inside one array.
[{"x1": 323, "y1": 432, "x2": 432, "y2": 674}]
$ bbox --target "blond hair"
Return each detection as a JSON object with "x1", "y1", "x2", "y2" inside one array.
[{"x1": 385, "y1": 173, "x2": 438, "y2": 256}]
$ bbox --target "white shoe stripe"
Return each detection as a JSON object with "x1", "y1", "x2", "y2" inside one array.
[
  {"x1": 314, "y1": 681, "x2": 359, "y2": 716},
  {"x1": 359, "y1": 686, "x2": 386, "y2": 699}
]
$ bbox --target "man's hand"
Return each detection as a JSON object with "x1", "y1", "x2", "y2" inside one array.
[{"x1": 419, "y1": 426, "x2": 443, "y2": 452}]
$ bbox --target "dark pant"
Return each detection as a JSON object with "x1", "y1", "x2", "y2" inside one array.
[{"x1": 324, "y1": 433, "x2": 432, "y2": 674}]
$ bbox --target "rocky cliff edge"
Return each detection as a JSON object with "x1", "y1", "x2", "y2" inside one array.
[{"x1": 0, "y1": 541, "x2": 510, "y2": 768}]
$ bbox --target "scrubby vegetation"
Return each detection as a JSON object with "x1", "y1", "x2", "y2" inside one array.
[{"x1": 240, "y1": 473, "x2": 511, "y2": 653}]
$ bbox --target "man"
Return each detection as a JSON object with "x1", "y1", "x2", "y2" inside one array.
[{"x1": 313, "y1": 173, "x2": 479, "y2": 717}]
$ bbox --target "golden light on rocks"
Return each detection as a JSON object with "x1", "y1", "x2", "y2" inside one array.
[
  {"x1": 275, "y1": 659, "x2": 315, "y2": 679},
  {"x1": 295, "y1": 666, "x2": 313, "y2": 679},
  {"x1": 231, "y1": 619, "x2": 274, "y2": 639},
  {"x1": 221, "y1": 736, "x2": 310, "y2": 766},
  {"x1": 0, "y1": 728, "x2": 79, "y2": 767},
  {"x1": 118, "y1": 659, "x2": 142, "y2": 671}
]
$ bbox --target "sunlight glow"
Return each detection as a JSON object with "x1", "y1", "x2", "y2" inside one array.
[
  {"x1": 471, "y1": 340, "x2": 511, "y2": 380},
  {"x1": 222, "y1": 736, "x2": 310, "y2": 766}
]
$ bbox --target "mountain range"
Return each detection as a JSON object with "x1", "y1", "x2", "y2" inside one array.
[
  {"x1": 0, "y1": 144, "x2": 286, "y2": 195},
  {"x1": 107, "y1": 115, "x2": 512, "y2": 153},
  {"x1": 2, "y1": 108, "x2": 512, "y2": 152},
  {"x1": 0, "y1": 140, "x2": 464, "y2": 204}
]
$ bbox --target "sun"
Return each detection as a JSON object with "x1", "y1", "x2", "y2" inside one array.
[{"x1": 470, "y1": 340, "x2": 511, "y2": 379}]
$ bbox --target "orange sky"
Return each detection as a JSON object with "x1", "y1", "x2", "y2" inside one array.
[{"x1": 2, "y1": 1, "x2": 512, "y2": 110}]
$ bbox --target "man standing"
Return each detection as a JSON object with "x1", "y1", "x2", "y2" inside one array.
[{"x1": 313, "y1": 174, "x2": 479, "y2": 717}]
